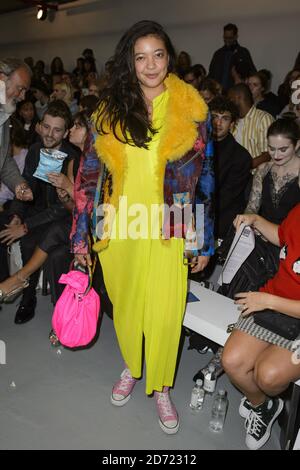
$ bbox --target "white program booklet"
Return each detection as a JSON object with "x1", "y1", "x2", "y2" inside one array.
[{"x1": 218, "y1": 223, "x2": 255, "y2": 285}]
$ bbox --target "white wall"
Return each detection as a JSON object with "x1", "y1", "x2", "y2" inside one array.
[{"x1": 0, "y1": 0, "x2": 299, "y2": 91}]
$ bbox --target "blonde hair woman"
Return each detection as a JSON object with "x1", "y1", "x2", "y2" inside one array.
[{"x1": 51, "y1": 82, "x2": 78, "y2": 115}]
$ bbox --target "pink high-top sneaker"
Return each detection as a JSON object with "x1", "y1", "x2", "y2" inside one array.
[
  {"x1": 154, "y1": 388, "x2": 179, "y2": 434},
  {"x1": 111, "y1": 368, "x2": 137, "y2": 406}
]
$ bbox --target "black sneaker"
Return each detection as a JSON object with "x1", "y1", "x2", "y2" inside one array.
[
  {"x1": 245, "y1": 397, "x2": 284, "y2": 450},
  {"x1": 239, "y1": 396, "x2": 252, "y2": 419}
]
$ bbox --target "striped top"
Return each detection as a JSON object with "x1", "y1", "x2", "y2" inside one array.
[{"x1": 232, "y1": 106, "x2": 274, "y2": 159}]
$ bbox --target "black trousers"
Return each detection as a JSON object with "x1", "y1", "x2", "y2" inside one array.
[
  {"x1": 20, "y1": 217, "x2": 73, "y2": 305},
  {"x1": 38, "y1": 217, "x2": 73, "y2": 305},
  {"x1": 19, "y1": 223, "x2": 50, "y2": 303}
]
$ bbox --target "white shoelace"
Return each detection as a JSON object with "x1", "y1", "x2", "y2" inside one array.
[
  {"x1": 245, "y1": 409, "x2": 266, "y2": 437},
  {"x1": 115, "y1": 369, "x2": 135, "y2": 393}
]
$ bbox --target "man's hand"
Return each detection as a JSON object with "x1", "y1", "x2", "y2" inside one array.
[
  {"x1": 15, "y1": 183, "x2": 33, "y2": 201},
  {"x1": 0, "y1": 223, "x2": 27, "y2": 245},
  {"x1": 190, "y1": 255, "x2": 210, "y2": 273}
]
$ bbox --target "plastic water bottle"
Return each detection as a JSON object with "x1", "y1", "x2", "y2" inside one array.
[
  {"x1": 203, "y1": 364, "x2": 217, "y2": 395},
  {"x1": 209, "y1": 389, "x2": 228, "y2": 432},
  {"x1": 189, "y1": 379, "x2": 205, "y2": 411}
]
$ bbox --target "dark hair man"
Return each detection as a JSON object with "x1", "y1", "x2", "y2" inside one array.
[
  {"x1": 209, "y1": 24, "x2": 256, "y2": 91},
  {"x1": 209, "y1": 96, "x2": 252, "y2": 239},
  {"x1": 228, "y1": 83, "x2": 274, "y2": 169}
]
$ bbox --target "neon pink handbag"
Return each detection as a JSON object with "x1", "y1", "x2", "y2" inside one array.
[{"x1": 52, "y1": 268, "x2": 100, "y2": 348}]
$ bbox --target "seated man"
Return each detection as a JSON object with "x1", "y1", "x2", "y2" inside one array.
[
  {"x1": 0, "y1": 100, "x2": 79, "y2": 324},
  {"x1": 190, "y1": 96, "x2": 251, "y2": 368},
  {"x1": 210, "y1": 96, "x2": 252, "y2": 241},
  {"x1": 228, "y1": 83, "x2": 274, "y2": 169}
]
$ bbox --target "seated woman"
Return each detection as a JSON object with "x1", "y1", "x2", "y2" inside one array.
[
  {"x1": 194, "y1": 118, "x2": 300, "y2": 382},
  {"x1": 222, "y1": 117, "x2": 300, "y2": 296},
  {"x1": 0, "y1": 111, "x2": 90, "y2": 308},
  {"x1": 51, "y1": 82, "x2": 78, "y2": 116},
  {"x1": 0, "y1": 120, "x2": 28, "y2": 282},
  {"x1": 222, "y1": 206, "x2": 300, "y2": 450},
  {"x1": 0, "y1": 118, "x2": 28, "y2": 212}
]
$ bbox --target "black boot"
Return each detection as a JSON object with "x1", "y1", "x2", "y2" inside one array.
[{"x1": 14, "y1": 296, "x2": 37, "y2": 324}]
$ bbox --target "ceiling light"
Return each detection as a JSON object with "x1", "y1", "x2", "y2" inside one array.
[{"x1": 37, "y1": 5, "x2": 47, "y2": 21}]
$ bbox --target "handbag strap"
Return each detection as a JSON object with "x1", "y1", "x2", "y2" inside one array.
[{"x1": 70, "y1": 257, "x2": 97, "y2": 297}]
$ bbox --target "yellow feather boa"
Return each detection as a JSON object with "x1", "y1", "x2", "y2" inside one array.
[{"x1": 93, "y1": 73, "x2": 208, "y2": 252}]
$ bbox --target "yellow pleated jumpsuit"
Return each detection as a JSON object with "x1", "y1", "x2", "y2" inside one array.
[{"x1": 99, "y1": 90, "x2": 188, "y2": 395}]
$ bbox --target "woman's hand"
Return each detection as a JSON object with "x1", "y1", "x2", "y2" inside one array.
[
  {"x1": 74, "y1": 253, "x2": 92, "y2": 267},
  {"x1": 234, "y1": 291, "x2": 273, "y2": 317},
  {"x1": 9, "y1": 215, "x2": 22, "y2": 225},
  {"x1": 190, "y1": 255, "x2": 210, "y2": 273},
  {"x1": 56, "y1": 188, "x2": 72, "y2": 204},
  {"x1": 0, "y1": 223, "x2": 27, "y2": 245},
  {"x1": 233, "y1": 213, "x2": 258, "y2": 231}
]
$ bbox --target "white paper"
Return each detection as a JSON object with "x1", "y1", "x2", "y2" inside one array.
[{"x1": 218, "y1": 223, "x2": 255, "y2": 285}]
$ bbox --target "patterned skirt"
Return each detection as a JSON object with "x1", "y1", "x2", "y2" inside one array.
[{"x1": 234, "y1": 315, "x2": 300, "y2": 352}]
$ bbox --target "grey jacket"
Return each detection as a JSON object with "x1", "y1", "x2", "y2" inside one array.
[{"x1": 0, "y1": 118, "x2": 24, "y2": 192}]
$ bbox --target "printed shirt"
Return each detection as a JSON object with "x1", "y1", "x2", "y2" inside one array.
[{"x1": 233, "y1": 106, "x2": 274, "y2": 158}]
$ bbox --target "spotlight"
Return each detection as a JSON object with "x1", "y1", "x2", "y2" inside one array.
[{"x1": 37, "y1": 5, "x2": 47, "y2": 21}]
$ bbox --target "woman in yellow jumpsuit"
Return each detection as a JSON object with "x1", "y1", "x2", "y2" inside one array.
[
  {"x1": 99, "y1": 90, "x2": 188, "y2": 397},
  {"x1": 72, "y1": 20, "x2": 214, "y2": 434}
]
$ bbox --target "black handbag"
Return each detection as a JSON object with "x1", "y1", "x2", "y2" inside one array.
[
  {"x1": 253, "y1": 309, "x2": 300, "y2": 341},
  {"x1": 217, "y1": 230, "x2": 279, "y2": 300}
]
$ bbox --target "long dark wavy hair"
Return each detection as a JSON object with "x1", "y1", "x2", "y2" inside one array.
[{"x1": 94, "y1": 20, "x2": 177, "y2": 148}]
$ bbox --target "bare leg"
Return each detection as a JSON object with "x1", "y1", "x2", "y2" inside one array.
[
  {"x1": 222, "y1": 330, "x2": 270, "y2": 406},
  {"x1": 0, "y1": 247, "x2": 48, "y2": 295},
  {"x1": 254, "y1": 345, "x2": 300, "y2": 397}
]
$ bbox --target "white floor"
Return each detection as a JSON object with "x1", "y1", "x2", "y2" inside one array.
[{"x1": 0, "y1": 291, "x2": 281, "y2": 450}]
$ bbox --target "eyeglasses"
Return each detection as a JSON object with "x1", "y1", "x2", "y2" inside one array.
[{"x1": 16, "y1": 85, "x2": 28, "y2": 95}]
